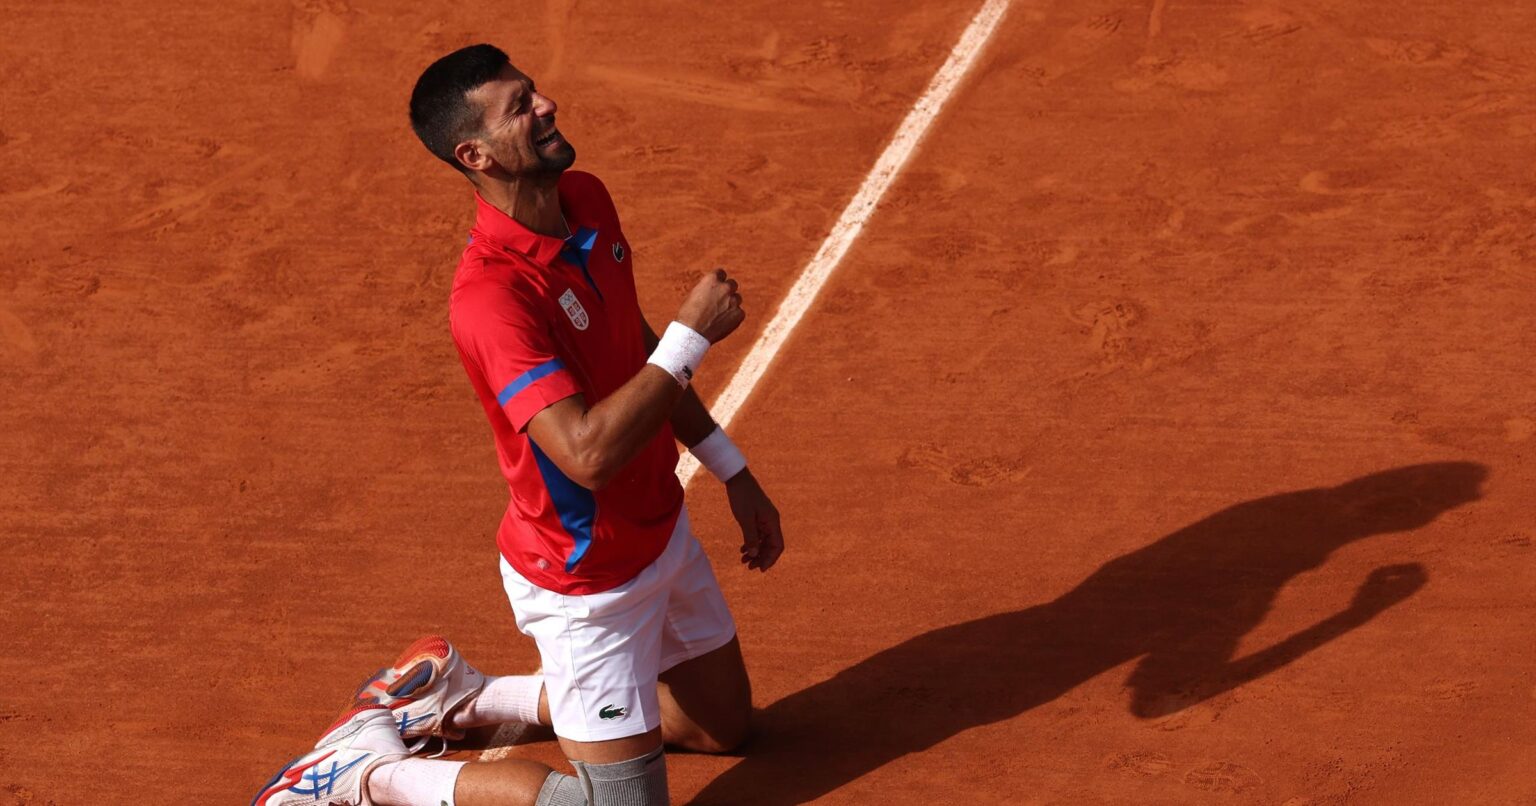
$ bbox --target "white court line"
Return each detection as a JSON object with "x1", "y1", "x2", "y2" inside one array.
[
  {"x1": 480, "y1": 0, "x2": 1012, "y2": 761},
  {"x1": 675, "y1": 0, "x2": 1013, "y2": 487}
]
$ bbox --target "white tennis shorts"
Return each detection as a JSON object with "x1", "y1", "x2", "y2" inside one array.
[{"x1": 499, "y1": 506, "x2": 737, "y2": 742}]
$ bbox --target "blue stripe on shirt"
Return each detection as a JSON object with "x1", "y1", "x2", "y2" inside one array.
[
  {"x1": 497, "y1": 358, "x2": 566, "y2": 407},
  {"x1": 528, "y1": 440, "x2": 596, "y2": 572}
]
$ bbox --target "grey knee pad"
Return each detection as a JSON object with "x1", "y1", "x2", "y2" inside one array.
[
  {"x1": 536, "y1": 771, "x2": 589, "y2": 806},
  {"x1": 571, "y1": 747, "x2": 669, "y2": 806}
]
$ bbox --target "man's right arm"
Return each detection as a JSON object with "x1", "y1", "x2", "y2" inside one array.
[{"x1": 526, "y1": 270, "x2": 744, "y2": 490}]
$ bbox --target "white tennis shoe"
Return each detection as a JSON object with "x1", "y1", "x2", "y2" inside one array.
[
  {"x1": 252, "y1": 704, "x2": 407, "y2": 806},
  {"x1": 355, "y1": 635, "x2": 486, "y2": 749}
]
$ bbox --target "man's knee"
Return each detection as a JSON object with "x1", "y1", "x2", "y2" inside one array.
[
  {"x1": 658, "y1": 637, "x2": 754, "y2": 754},
  {"x1": 535, "y1": 770, "x2": 588, "y2": 806},
  {"x1": 678, "y1": 706, "x2": 751, "y2": 755},
  {"x1": 567, "y1": 747, "x2": 670, "y2": 805}
]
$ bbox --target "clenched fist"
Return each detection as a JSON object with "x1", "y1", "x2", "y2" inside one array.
[{"x1": 676, "y1": 269, "x2": 745, "y2": 344}]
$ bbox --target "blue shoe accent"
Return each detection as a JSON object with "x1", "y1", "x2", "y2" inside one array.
[
  {"x1": 396, "y1": 710, "x2": 435, "y2": 735},
  {"x1": 291, "y1": 755, "x2": 369, "y2": 797},
  {"x1": 391, "y1": 661, "x2": 434, "y2": 698}
]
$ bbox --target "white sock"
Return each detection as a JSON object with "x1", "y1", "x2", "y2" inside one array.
[
  {"x1": 449, "y1": 674, "x2": 545, "y2": 729},
  {"x1": 367, "y1": 758, "x2": 465, "y2": 806}
]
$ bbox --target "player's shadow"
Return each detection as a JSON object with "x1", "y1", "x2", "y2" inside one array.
[{"x1": 690, "y1": 462, "x2": 1487, "y2": 805}]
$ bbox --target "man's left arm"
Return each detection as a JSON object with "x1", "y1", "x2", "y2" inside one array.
[{"x1": 643, "y1": 319, "x2": 784, "y2": 571}]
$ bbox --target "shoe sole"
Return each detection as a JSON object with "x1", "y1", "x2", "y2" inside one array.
[{"x1": 356, "y1": 635, "x2": 453, "y2": 705}]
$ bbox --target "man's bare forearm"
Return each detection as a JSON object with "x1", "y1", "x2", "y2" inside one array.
[
  {"x1": 579, "y1": 366, "x2": 689, "y2": 481},
  {"x1": 670, "y1": 388, "x2": 718, "y2": 448}
]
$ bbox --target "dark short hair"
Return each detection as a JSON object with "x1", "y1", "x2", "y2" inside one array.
[{"x1": 409, "y1": 44, "x2": 510, "y2": 172}]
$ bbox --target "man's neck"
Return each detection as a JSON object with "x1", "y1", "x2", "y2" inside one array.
[{"x1": 477, "y1": 173, "x2": 567, "y2": 238}]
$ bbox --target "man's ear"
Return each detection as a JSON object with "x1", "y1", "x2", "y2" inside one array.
[{"x1": 455, "y1": 138, "x2": 492, "y2": 173}]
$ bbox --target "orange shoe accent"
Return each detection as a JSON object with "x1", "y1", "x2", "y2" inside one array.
[{"x1": 390, "y1": 635, "x2": 451, "y2": 666}]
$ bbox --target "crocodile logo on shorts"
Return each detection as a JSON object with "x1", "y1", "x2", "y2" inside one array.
[{"x1": 598, "y1": 704, "x2": 628, "y2": 720}]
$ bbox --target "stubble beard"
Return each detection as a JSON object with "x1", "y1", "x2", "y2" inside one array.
[{"x1": 537, "y1": 140, "x2": 577, "y2": 175}]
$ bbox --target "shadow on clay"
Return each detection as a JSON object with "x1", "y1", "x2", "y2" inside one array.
[{"x1": 688, "y1": 461, "x2": 1488, "y2": 805}]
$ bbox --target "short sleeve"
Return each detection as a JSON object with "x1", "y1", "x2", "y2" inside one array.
[{"x1": 454, "y1": 283, "x2": 583, "y2": 431}]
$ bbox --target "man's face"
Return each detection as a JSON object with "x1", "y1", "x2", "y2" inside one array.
[{"x1": 464, "y1": 64, "x2": 575, "y2": 177}]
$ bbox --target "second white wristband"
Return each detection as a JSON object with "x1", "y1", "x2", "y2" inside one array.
[
  {"x1": 692, "y1": 426, "x2": 748, "y2": 482},
  {"x1": 647, "y1": 321, "x2": 711, "y2": 388}
]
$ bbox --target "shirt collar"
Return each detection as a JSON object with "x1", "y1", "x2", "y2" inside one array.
[{"x1": 471, "y1": 192, "x2": 567, "y2": 266}]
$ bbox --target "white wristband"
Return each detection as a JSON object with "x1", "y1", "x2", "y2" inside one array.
[
  {"x1": 647, "y1": 322, "x2": 710, "y2": 388},
  {"x1": 692, "y1": 426, "x2": 748, "y2": 482}
]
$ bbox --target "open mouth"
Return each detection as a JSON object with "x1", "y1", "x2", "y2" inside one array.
[{"x1": 535, "y1": 128, "x2": 562, "y2": 147}]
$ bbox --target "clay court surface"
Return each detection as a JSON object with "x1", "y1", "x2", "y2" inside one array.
[{"x1": 4, "y1": 0, "x2": 1536, "y2": 802}]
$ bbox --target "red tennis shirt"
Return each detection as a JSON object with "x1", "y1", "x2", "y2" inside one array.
[{"x1": 449, "y1": 171, "x2": 683, "y2": 595}]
